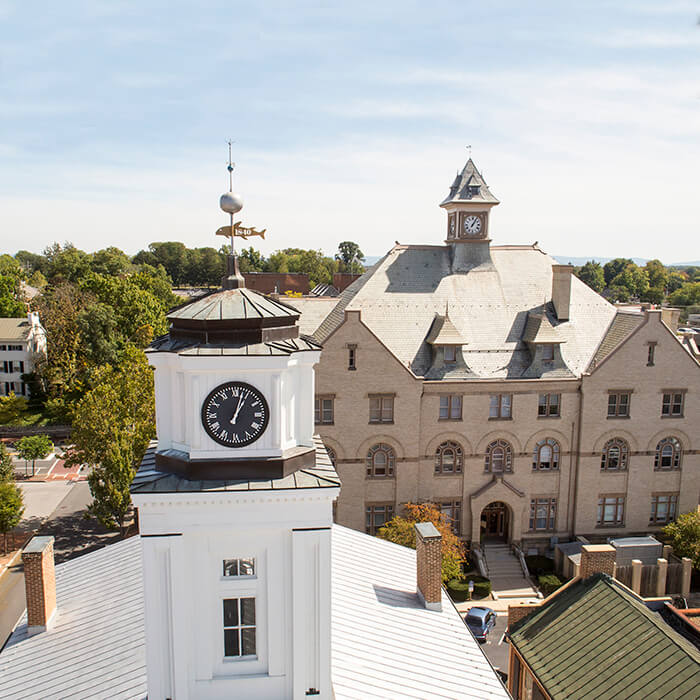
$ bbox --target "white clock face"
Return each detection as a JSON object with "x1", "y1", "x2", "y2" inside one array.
[{"x1": 463, "y1": 215, "x2": 482, "y2": 236}]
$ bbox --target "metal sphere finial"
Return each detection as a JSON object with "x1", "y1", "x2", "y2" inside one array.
[{"x1": 220, "y1": 191, "x2": 243, "y2": 215}]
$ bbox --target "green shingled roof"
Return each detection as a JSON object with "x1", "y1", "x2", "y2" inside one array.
[{"x1": 508, "y1": 574, "x2": 700, "y2": 700}]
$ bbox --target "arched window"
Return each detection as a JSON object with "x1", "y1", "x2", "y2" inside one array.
[
  {"x1": 485, "y1": 440, "x2": 512, "y2": 473},
  {"x1": 366, "y1": 443, "x2": 395, "y2": 478},
  {"x1": 600, "y1": 438, "x2": 629, "y2": 471},
  {"x1": 532, "y1": 438, "x2": 560, "y2": 471},
  {"x1": 654, "y1": 437, "x2": 682, "y2": 470},
  {"x1": 326, "y1": 447, "x2": 337, "y2": 466},
  {"x1": 435, "y1": 441, "x2": 463, "y2": 474}
]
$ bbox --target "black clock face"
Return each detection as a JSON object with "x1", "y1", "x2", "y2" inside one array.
[{"x1": 201, "y1": 382, "x2": 269, "y2": 447}]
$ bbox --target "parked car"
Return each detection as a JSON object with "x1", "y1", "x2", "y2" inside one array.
[
  {"x1": 464, "y1": 606, "x2": 497, "y2": 642},
  {"x1": 678, "y1": 327, "x2": 698, "y2": 334}
]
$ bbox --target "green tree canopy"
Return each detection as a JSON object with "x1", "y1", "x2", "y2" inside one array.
[
  {"x1": 43, "y1": 242, "x2": 91, "y2": 282},
  {"x1": 644, "y1": 259, "x2": 668, "y2": 291},
  {"x1": 148, "y1": 242, "x2": 189, "y2": 286},
  {"x1": 575, "y1": 261, "x2": 605, "y2": 293},
  {"x1": 15, "y1": 250, "x2": 48, "y2": 275},
  {"x1": 0, "y1": 393, "x2": 29, "y2": 424},
  {"x1": 377, "y1": 502, "x2": 466, "y2": 582},
  {"x1": 611, "y1": 263, "x2": 649, "y2": 300},
  {"x1": 668, "y1": 283, "x2": 700, "y2": 307},
  {"x1": 0, "y1": 482, "x2": 24, "y2": 554},
  {"x1": 0, "y1": 444, "x2": 14, "y2": 482},
  {"x1": 603, "y1": 258, "x2": 634, "y2": 287},
  {"x1": 16, "y1": 434, "x2": 54, "y2": 476},
  {"x1": 663, "y1": 512, "x2": 700, "y2": 569},
  {"x1": 335, "y1": 241, "x2": 365, "y2": 274},
  {"x1": 67, "y1": 345, "x2": 155, "y2": 535},
  {"x1": 90, "y1": 247, "x2": 132, "y2": 276},
  {"x1": 0, "y1": 254, "x2": 27, "y2": 317}
]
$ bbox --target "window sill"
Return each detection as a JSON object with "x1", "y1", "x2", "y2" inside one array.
[
  {"x1": 438, "y1": 418, "x2": 463, "y2": 422},
  {"x1": 660, "y1": 414, "x2": 684, "y2": 419},
  {"x1": 595, "y1": 523, "x2": 625, "y2": 528},
  {"x1": 606, "y1": 415, "x2": 630, "y2": 420},
  {"x1": 314, "y1": 422, "x2": 334, "y2": 426},
  {"x1": 653, "y1": 468, "x2": 681, "y2": 472},
  {"x1": 484, "y1": 470, "x2": 513, "y2": 475},
  {"x1": 434, "y1": 471, "x2": 463, "y2": 476},
  {"x1": 532, "y1": 468, "x2": 560, "y2": 472},
  {"x1": 348, "y1": 367, "x2": 356, "y2": 371},
  {"x1": 488, "y1": 416, "x2": 513, "y2": 421},
  {"x1": 369, "y1": 421, "x2": 394, "y2": 425},
  {"x1": 366, "y1": 476, "x2": 396, "y2": 481},
  {"x1": 600, "y1": 469, "x2": 628, "y2": 473},
  {"x1": 528, "y1": 529, "x2": 555, "y2": 534},
  {"x1": 537, "y1": 414, "x2": 561, "y2": 419}
]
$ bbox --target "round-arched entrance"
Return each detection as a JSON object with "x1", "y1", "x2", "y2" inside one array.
[{"x1": 480, "y1": 501, "x2": 510, "y2": 542}]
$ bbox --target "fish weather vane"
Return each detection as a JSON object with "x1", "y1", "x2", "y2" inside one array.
[{"x1": 217, "y1": 140, "x2": 266, "y2": 255}]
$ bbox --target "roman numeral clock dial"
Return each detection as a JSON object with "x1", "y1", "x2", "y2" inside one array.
[{"x1": 201, "y1": 381, "x2": 270, "y2": 447}]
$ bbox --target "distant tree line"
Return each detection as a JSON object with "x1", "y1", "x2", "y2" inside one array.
[{"x1": 574, "y1": 258, "x2": 700, "y2": 311}]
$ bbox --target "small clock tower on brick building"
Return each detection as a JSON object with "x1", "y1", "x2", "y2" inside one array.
[{"x1": 131, "y1": 168, "x2": 340, "y2": 700}]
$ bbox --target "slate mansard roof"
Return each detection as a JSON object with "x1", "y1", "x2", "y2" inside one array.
[
  {"x1": 508, "y1": 574, "x2": 700, "y2": 700},
  {"x1": 296, "y1": 244, "x2": 618, "y2": 378},
  {"x1": 0, "y1": 527, "x2": 508, "y2": 700}
]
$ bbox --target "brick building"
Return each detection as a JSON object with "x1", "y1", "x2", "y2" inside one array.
[{"x1": 289, "y1": 158, "x2": 700, "y2": 549}]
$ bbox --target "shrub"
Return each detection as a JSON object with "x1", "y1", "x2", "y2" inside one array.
[
  {"x1": 526, "y1": 555, "x2": 555, "y2": 576},
  {"x1": 538, "y1": 574, "x2": 563, "y2": 596},
  {"x1": 447, "y1": 575, "x2": 492, "y2": 602}
]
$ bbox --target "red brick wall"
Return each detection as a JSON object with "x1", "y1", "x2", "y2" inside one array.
[
  {"x1": 333, "y1": 273, "x2": 362, "y2": 292},
  {"x1": 243, "y1": 273, "x2": 310, "y2": 295}
]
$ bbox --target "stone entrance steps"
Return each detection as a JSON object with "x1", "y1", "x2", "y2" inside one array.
[{"x1": 483, "y1": 544, "x2": 538, "y2": 599}]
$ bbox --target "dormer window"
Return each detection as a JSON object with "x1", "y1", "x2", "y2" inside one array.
[
  {"x1": 468, "y1": 185, "x2": 480, "y2": 196},
  {"x1": 444, "y1": 346, "x2": 456, "y2": 363},
  {"x1": 542, "y1": 344, "x2": 554, "y2": 361}
]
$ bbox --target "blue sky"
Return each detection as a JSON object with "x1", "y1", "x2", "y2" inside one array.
[{"x1": 1, "y1": 1, "x2": 698, "y2": 262}]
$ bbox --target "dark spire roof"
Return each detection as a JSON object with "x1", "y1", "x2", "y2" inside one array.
[{"x1": 440, "y1": 158, "x2": 499, "y2": 206}]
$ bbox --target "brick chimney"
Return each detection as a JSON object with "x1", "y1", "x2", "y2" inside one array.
[
  {"x1": 507, "y1": 603, "x2": 540, "y2": 629},
  {"x1": 552, "y1": 264, "x2": 573, "y2": 321},
  {"x1": 579, "y1": 544, "x2": 616, "y2": 579},
  {"x1": 22, "y1": 536, "x2": 57, "y2": 635},
  {"x1": 415, "y1": 522, "x2": 442, "y2": 611}
]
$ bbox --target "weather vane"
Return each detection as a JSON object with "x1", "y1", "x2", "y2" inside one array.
[
  {"x1": 466, "y1": 144, "x2": 472, "y2": 159},
  {"x1": 217, "y1": 140, "x2": 265, "y2": 255}
]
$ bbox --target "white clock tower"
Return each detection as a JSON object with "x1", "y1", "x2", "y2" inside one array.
[{"x1": 131, "y1": 172, "x2": 340, "y2": 700}]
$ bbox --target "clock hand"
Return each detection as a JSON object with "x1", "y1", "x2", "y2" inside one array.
[{"x1": 230, "y1": 395, "x2": 244, "y2": 425}]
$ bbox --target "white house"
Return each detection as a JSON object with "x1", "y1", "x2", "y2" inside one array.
[{"x1": 0, "y1": 312, "x2": 46, "y2": 397}]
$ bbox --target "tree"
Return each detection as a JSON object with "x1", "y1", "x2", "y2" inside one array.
[
  {"x1": 0, "y1": 444, "x2": 14, "y2": 482},
  {"x1": 603, "y1": 258, "x2": 634, "y2": 287},
  {"x1": 16, "y1": 434, "x2": 54, "y2": 477},
  {"x1": 76, "y1": 303, "x2": 120, "y2": 366},
  {"x1": 0, "y1": 254, "x2": 27, "y2": 317},
  {"x1": 90, "y1": 247, "x2": 131, "y2": 276},
  {"x1": 663, "y1": 512, "x2": 700, "y2": 570},
  {"x1": 668, "y1": 271, "x2": 687, "y2": 293},
  {"x1": 67, "y1": 345, "x2": 155, "y2": 535},
  {"x1": 335, "y1": 241, "x2": 365, "y2": 274},
  {"x1": 669, "y1": 283, "x2": 700, "y2": 307},
  {"x1": 377, "y1": 502, "x2": 466, "y2": 582},
  {"x1": 0, "y1": 482, "x2": 24, "y2": 554},
  {"x1": 575, "y1": 261, "x2": 605, "y2": 293},
  {"x1": 0, "y1": 392, "x2": 29, "y2": 424},
  {"x1": 644, "y1": 259, "x2": 668, "y2": 291},
  {"x1": 43, "y1": 242, "x2": 91, "y2": 282},
  {"x1": 611, "y1": 263, "x2": 649, "y2": 300},
  {"x1": 15, "y1": 250, "x2": 48, "y2": 276},
  {"x1": 148, "y1": 242, "x2": 188, "y2": 286},
  {"x1": 237, "y1": 246, "x2": 266, "y2": 273}
]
